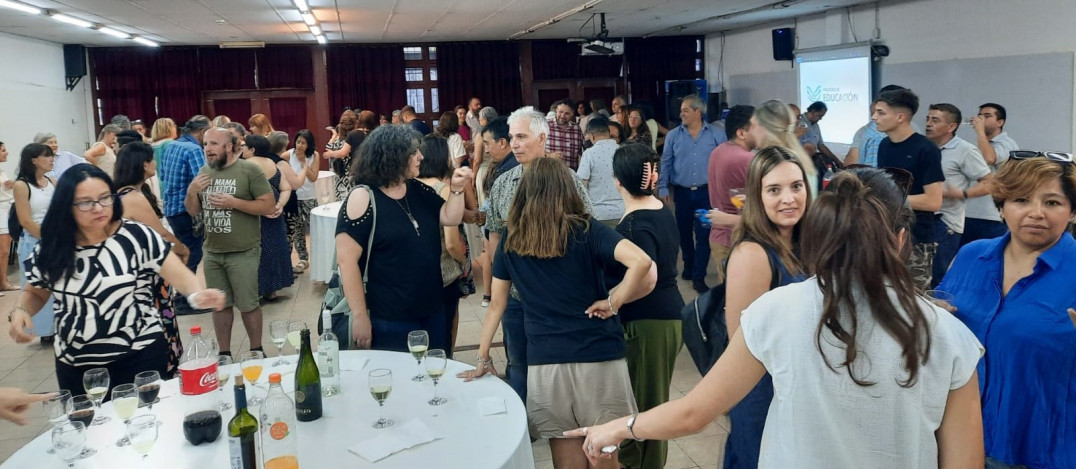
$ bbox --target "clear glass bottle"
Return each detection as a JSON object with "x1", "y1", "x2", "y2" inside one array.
[
  {"x1": 317, "y1": 310, "x2": 341, "y2": 397},
  {"x1": 260, "y1": 373, "x2": 299, "y2": 469}
]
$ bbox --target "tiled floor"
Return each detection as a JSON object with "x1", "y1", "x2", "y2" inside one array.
[{"x1": 0, "y1": 257, "x2": 727, "y2": 467}]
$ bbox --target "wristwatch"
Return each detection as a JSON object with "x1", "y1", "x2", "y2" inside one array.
[{"x1": 626, "y1": 414, "x2": 644, "y2": 441}]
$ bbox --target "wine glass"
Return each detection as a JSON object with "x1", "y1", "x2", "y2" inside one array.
[
  {"x1": 368, "y1": 368, "x2": 394, "y2": 428},
  {"x1": 127, "y1": 414, "x2": 158, "y2": 464},
  {"x1": 287, "y1": 321, "x2": 307, "y2": 354},
  {"x1": 728, "y1": 188, "x2": 746, "y2": 211},
  {"x1": 42, "y1": 390, "x2": 72, "y2": 454},
  {"x1": 67, "y1": 395, "x2": 97, "y2": 458},
  {"x1": 51, "y1": 421, "x2": 86, "y2": 468},
  {"x1": 425, "y1": 349, "x2": 448, "y2": 406},
  {"x1": 111, "y1": 383, "x2": 139, "y2": 446},
  {"x1": 240, "y1": 351, "x2": 265, "y2": 406},
  {"x1": 217, "y1": 355, "x2": 233, "y2": 411},
  {"x1": 82, "y1": 367, "x2": 111, "y2": 424},
  {"x1": 134, "y1": 371, "x2": 162, "y2": 411},
  {"x1": 407, "y1": 330, "x2": 429, "y2": 382},
  {"x1": 269, "y1": 320, "x2": 290, "y2": 366}
]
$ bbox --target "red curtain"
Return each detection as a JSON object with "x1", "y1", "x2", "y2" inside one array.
[
  {"x1": 436, "y1": 41, "x2": 522, "y2": 114},
  {"x1": 89, "y1": 47, "x2": 161, "y2": 125},
  {"x1": 198, "y1": 49, "x2": 257, "y2": 90},
  {"x1": 155, "y1": 48, "x2": 202, "y2": 123},
  {"x1": 326, "y1": 45, "x2": 405, "y2": 117},
  {"x1": 269, "y1": 97, "x2": 307, "y2": 138},
  {"x1": 257, "y1": 46, "x2": 314, "y2": 89},
  {"x1": 530, "y1": 40, "x2": 623, "y2": 81},
  {"x1": 624, "y1": 36, "x2": 704, "y2": 124},
  {"x1": 211, "y1": 99, "x2": 252, "y2": 124}
]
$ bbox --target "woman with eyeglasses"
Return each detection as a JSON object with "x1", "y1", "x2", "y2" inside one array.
[
  {"x1": 13, "y1": 143, "x2": 57, "y2": 342},
  {"x1": 625, "y1": 107, "x2": 653, "y2": 149},
  {"x1": 6, "y1": 164, "x2": 224, "y2": 394},
  {"x1": 938, "y1": 152, "x2": 1076, "y2": 469},
  {"x1": 571, "y1": 166, "x2": 986, "y2": 469}
]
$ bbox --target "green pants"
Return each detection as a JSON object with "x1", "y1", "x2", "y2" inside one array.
[{"x1": 618, "y1": 319, "x2": 683, "y2": 469}]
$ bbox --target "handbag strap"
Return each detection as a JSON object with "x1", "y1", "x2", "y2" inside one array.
[{"x1": 357, "y1": 184, "x2": 376, "y2": 287}]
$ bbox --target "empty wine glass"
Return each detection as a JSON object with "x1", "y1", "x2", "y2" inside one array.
[
  {"x1": 240, "y1": 351, "x2": 265, "y2": 406},
  {"x1": 42, "y1": 390, "x2": 72, "y2": 454},
  {"x1": 425, "y1": 349, "x2": 448, "y2": 406},
  {"x1": 217, "y1": 355, "x2": 233, "y2": 411},
  {"x1": 269, "y1": 320, "x2": 290, "y2": 366},
  {"x1": 112, "y1": 383, "x2": 139, "y2": 446},
  {"x1": 407, "y1": 330, "x2": 429, "y2": 382},
  {"x1": 82, "y1": 367, "x2": 111, "y2": 424},
  {"x1": 51, "y1": 421, "x2": 86, "y2": 468},
  {"x1": 134, "y1": 370, "x2": 162, "y2": 411},
  {"x1": 67, "y1": 395, "x2": 96, "y2": 458},
  {"x1": 127, "y1": 414, "x2": 158, "y2": 464},
  {"x1": 368, "y1": 368, "x2": 394, "y2": 428}
]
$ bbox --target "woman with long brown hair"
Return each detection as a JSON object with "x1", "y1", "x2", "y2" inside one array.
[
  {"x1": 463, "y1": 157, "x2": 656, "y2": 469},
  {"x1": 572, "y1": 167, "x2": 985, "y2": 469}
]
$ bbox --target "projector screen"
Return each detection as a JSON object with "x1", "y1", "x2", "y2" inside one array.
[{"x1": 796, "y1": 45, "x2": 874, "y2": 145}]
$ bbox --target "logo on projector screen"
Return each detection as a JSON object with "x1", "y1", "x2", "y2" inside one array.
[{"x1": 805, "y1": 86, "x2": 859, "y2": 103}]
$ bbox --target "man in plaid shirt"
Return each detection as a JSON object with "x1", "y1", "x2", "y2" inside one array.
[
  {"x1": 160, "y1": 115, "x2": 210, "y2": 272},
  {"x1": 545, "y1": 100, "x2": 584, "y2": 170}
]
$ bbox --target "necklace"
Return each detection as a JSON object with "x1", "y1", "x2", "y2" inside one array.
[{"x1": 392, "y1": 192, "x2": 420, "y2": 236}]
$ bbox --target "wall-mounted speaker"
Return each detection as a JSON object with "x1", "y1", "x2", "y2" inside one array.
[
  {"x1": 772, "y1": 28, "x2": 795, "y2": 61},
  {"x1": 63, "y1": 44, "x2": 86, "y2": 91}
]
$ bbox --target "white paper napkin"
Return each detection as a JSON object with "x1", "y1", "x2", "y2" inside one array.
[
  {"x1": 340, "y1": 357, "x2": 369, "y2": 372},
  {"x1": 478, "y1": 397, "x2": 506, "y2": 416},
  {"x1": 348, "y1": 419, "x2": 443, "y2": 462}
]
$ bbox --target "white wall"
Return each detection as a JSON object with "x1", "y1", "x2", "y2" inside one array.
[
  {"x1": 706, "y1": 0, "x2": 1076, "y2": 149},
  {"x1": 0, "y1": 32, "x2": 93, "y2": 177}
]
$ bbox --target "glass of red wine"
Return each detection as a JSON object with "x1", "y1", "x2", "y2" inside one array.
[
  {"x1": 134, "y1": 371, "x2": 162, "y2": 411},
  {"x1": 67, "y1": 395, "x2": 97, "y2": 458}
]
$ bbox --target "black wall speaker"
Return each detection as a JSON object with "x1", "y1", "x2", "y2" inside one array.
[
  {"x1": 772, "y1": 28, "x2": 795, "y2": 61},
  {"x1": 63, "y1": 44, "x2": 86, "y2": 78}
]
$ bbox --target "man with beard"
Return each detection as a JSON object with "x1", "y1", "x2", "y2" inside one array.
[
  {"x1": 544, "y1": 100, "x2": 584, "y2": 170},
  {"x1": 185, "y1": 127, "x2": 275, "y2": 357}
]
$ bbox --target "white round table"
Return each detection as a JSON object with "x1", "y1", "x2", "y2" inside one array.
[
  {"x1": 3, "y1": 351, "x2": 533, "y2": 469},
  {"x1": 309, "y1": 201, "x2": 342, "y2": 283}
]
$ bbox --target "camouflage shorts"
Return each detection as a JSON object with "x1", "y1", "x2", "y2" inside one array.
[{"x1": 909, "y1": 242, "x2": 937, "y2": 291}]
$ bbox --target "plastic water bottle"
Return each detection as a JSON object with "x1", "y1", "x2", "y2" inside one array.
[
  {"x1": 261, "y1": 373, "x2": 299, "y2": 469},
  {"x1": 317, "y1": 309, "x2": 341, "y2": 397},
  {"x1": 822, "y1": 164, "x2": 835, "y2": 189},
  {"x1": 178, "y1": 326, "x2": 222, "y2": 446}
]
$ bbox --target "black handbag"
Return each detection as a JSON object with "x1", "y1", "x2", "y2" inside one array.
[
  {"x1": 316, "y1": 185, "x2": 376, "y2": 350},
  {"x1": 681, "y1": 248, "x2": 779, "y2": 375},
  {"x1": 8, "y1": 180, "x2": 25, "y2": 240}
]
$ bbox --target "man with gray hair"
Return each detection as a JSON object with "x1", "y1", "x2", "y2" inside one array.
[
  {"x1": 658, "y1": 94, "x2": 726, "y2": 293},
  {"x1": 35, "y1": 132, "x2": 86, "y2": 179},
  {"x1": 161, "y1": 115, "x2": 212, "y2": 272},
  {"x1": 484, "y1": 106, "x2": 593, "y2": 403}
]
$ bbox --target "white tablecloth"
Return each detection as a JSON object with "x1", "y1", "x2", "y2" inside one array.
[
  {"x1": 315, "y1": 171, "x2": 337, "y2": 205},
  {"x1": 309, "y1": 201, "x2": 342, "y2": 283},
  {"x1": 3, "y1": 351, "x2": 533, "y2": 469}
]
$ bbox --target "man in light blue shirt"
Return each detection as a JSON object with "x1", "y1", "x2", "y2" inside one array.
[
  {"x1": 576, "y1": 116, "x2": 624, "y2": 227},
  {"x1": 658, "y1": 94, "x2": 726, "y2": 292}
]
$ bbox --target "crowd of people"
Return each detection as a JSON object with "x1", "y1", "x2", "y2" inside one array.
[{"x1": 2, "y1": 88, "x2": 1074, "y2": 469}]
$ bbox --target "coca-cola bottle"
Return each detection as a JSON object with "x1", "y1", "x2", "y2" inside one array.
[{"x1": 179, "y1": 326, "x2": 222, "y2": 446}]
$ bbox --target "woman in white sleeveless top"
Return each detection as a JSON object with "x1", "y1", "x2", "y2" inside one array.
[
  {"x1": 0, "y1": 141, "x2": 17, "y2": 293},
  {"x1": 84, "y1": 124, "x2": 120, "y2": 178},
  {"x1": 13, "y1": 143, "x2": 57, "y2": 341}
]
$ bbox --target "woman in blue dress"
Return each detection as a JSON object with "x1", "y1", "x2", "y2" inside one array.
[{"x1": 243, "y1": 135, "x2": 294, "y2": 300}]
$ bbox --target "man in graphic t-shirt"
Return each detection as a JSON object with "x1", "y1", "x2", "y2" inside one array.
[
  {"x1": 185, "y1": 127, "x2": 275, "y2": 357},
  {"x1": 875, "y1": 89, "x2": 944, "y2": 290}
]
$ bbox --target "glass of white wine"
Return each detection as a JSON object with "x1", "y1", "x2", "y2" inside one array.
[
  {"x1": 287, "y1": 321, "x2": 307, "y2": 356},
  {"x1": 407, "y1": 330, "x2": 429, "y2": 382},
  {"x1": 368, "y1": 368, "x2": 394, "y2": 428},
  {"x1": 111, "y1": 383, "x2": 139, "y2": 446},
  {"x1": 82, "y1": 367, "x2": 111, "y2": 425},
  {"x1": 127, "y1": 414, "x2": 158, "y2": 464},
  {"x1": 269, "y1": 320, "x2": 290, "y2": 366},
  {"x1": 425, "y1": 349, "x2": 448, "y2": 406},
  {"x1": 51, "y1": 421, "x2": 86, "y2": 468},
  {"x1": 217, "y1": 355, "x2": 233, "y2": 411}
]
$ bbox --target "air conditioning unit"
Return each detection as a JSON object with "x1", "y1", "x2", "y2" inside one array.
[{"x1": 581, "y1": 40, "x2": 623, "y2": 56}]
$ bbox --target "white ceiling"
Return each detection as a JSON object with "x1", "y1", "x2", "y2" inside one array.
[{"x1": 0, "y1": 0, "x2": 883, "y2": 47}]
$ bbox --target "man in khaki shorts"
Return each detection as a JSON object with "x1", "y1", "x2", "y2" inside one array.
[{"x1": 185, "y1": 127, "x2": 275, "y2": 356}]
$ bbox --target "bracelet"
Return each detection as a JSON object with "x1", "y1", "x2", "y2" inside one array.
[
  {"x1": 7, "y1": 305, "x2": 28, "y2": 323},
  {"x1": 476, "y1": 355, "x2": 493, "y2": 366},
  {"x1": 962, "y1": 189, "x2": 968, "y2": 200},
  {"x1": 607, "y1": 295, "x2": 618, "y2": 316},
  {"x1": 450, "y1": 189, "x2": 464, "y2": 196}
]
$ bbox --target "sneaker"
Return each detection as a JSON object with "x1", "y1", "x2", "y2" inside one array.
[{"x1": 480, "y1": 295, "x2": 491, "y2": 307}]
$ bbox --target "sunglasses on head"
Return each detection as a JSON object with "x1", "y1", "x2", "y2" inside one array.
[{"x1": 1009, "y1": 150, "x2": 1073, "y2": 163}]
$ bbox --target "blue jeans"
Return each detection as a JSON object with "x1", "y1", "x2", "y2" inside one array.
[
  {"x1": 724, "y1": 373, "x2": 773, "y2": 469},
  {"x1": 370, "y1": 308, "x2": 447, "y2": 353},
  {"x1": 672, "y1": 185, "x2": 711, "y2": 281},
  {"x1": 503, "y1": 297, "x2": 527, "y2": 403},
  {"x1": 932, "y1": 219, "x2": 963, "y2": 289},
  {"x1": 18, "y1": 233, "x2": 55, "y2": 337},
  {"x1": 166, "y1": 212, "x2": 203, "y2": 272},
  {"x1": 961, "y1": 217, "x2": 1008, "y2": 248}
]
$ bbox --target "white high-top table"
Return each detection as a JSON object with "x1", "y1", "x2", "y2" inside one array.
[{"x1": 308, "y1": 200, "x2": 342, "y2": 283}]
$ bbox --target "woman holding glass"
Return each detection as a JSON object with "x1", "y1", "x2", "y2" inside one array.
[
  {"x1": 6, "y1": 164, "x2": 225, "y2": 396},
  {"x1": 938, "y1": 152, "x2": 1076, "y2": 469},
  {"x1": 572, "y1": 167, "x2": 985, "y2": 469},
  {"x1": 465, "y1": 157, "x2": 656, "y2": 468}
]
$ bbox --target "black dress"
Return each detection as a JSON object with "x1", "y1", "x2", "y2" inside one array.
[{"x1": 259, "y1": 169, "x2": 294, "y2": 296}]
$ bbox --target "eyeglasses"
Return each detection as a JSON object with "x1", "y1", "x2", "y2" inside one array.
[
  {"x1": 73, "y1": 195, "x2": 117, "y2": 212},
  {"x1": 1009, "y1": 150, "x2": 1073, "y2": 163}
]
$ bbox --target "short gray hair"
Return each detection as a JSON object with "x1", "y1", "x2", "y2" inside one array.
[
  {"x1": 267, "y1": 130, "x2": 289, "y2": 155},
  {"x1": 98, "y1": 124, "x2": 122, "y2": 141},
  {"x1": 33, "y1": 132, "x2": 56, "y2": 144},
  {"x1": 479, "y1": 106, "x2": 498, "y2": 123},
  {"x1": 507, "y1": 106, "x2": 549, "y2": 139},
  {"x1": 681, "y1": 94, "x2": 705, "y2": 112}
]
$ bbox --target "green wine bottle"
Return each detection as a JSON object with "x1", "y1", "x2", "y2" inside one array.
[
  {"x1": 228, "y1": 376, "x2": 258, "y2": 469},
  {"x1": 295, "y1": 328, "x2": 323, "y2": 421}
]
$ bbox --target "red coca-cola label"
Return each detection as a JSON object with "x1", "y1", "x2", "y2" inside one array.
[{"x1": 180, "y1": 362, "x2": 219, "y2": 395}]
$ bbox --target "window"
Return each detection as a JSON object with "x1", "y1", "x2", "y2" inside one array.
[
  {"x1": 405, "y1": 67, "x2": 424, "y2": 82},
  {"x1": 429, "y1": 68, "x2": 438, "y2": 81},
  {"x1": 403, "y1": 46, "x2": 440, "y2": 125},
  {"x1": 406, "y1": 89, "x2": 426, "y2": 114},
  {"x1": 403, "y1": 47, "x2": 423, "y2": 61}
]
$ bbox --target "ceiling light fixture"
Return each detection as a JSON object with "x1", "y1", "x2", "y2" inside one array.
[
  {"x1": 508, "y1": 0, "x2": 602, "y2": 40},
  {"x1": 133, "y1": 36, "x2": 159, "y2": 47},
  {"x1": 315, "y1": 35, "x2": 326, "y2": 44},
  {"x1": 0, "y1": 0, "x2": 41, "y2": 15},
  {"x1": 50, "y1": 12, "x2": 93, "y2": 28},
  {"x1": 292, "y1": 0, "x2": 308, "y2": 13},
  {"x1": 302, "y1": 12, "x2": 316, "y2": 25},
  {"x1": 97, "y1": 26, "x2": 130, "y2": 39},
  {"x1": 219, "y1": 41, "x2": 265, "y2": 48},
  {"x1": 309, "y1": 25, "x2": 322, "y2": 35}
]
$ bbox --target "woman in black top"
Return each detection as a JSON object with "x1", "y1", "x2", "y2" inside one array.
[
  {"x1": 607, "y1": 143, "x2": 683, "y2": 469},
  {"x1": 336, "y1": 125, "x2": 471, "y2": 352}
]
